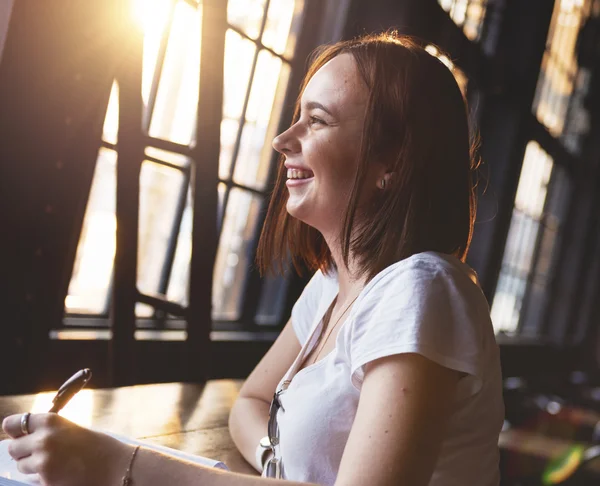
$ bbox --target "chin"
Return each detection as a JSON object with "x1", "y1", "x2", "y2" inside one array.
[{"x1": 285, "y1": 202, "x2": 314, "y2": 227}]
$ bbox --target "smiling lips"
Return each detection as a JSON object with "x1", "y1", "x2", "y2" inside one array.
[
  {"x1": 287, "y1": 168, "x2": 314, "y2": 179},
  {"x1": 286, "y1": 167, "x2": 314, "y2": 187}
]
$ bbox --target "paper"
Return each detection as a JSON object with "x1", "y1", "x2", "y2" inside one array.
[
  {"x1": 0, "y1": 440, "x2": 40, "y2": 485},
  {"x1": 0, "y1": 431, "x2": 228, "y2": 485}
]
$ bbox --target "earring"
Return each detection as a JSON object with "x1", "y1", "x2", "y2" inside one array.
[{"x1": 380, "y1": 178, "x2": 386, "y2": 190}]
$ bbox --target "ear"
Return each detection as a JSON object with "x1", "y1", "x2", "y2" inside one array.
[{"x1": 377, "y1": 171, "x2": 395, "y2": 189}]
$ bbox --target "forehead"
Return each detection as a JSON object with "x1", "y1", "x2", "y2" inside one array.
[{"x1": 301, "y1": 53, "x2": 367, "y2": 113}]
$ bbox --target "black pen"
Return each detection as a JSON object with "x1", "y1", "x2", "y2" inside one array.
[{"x1": 48, "y1": 368, "x2": 93, "y2": 413}]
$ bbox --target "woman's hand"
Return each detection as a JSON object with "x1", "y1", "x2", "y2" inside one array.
[{"x1": 2, "y1": 413, "x2": 133, "y2": 486}]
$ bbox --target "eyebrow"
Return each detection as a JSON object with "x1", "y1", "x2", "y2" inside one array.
[{"x1": 304, "y1": 100, "x2": 335, "y2": 117}]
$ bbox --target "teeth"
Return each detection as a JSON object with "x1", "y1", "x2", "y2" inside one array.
[{"x1": 287, "y1": 168, "x2": 313, "y2": 179}]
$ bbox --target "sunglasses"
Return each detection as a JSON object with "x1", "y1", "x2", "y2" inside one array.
[{"x1": 265, "y1": 388, "x2": 286, "y2": 478}]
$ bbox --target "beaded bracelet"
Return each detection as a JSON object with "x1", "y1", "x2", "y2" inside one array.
[{"x1": 122, "y1": 445, "x2": 141, "y2": 486}]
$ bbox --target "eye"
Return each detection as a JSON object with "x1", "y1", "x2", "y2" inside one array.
[{"x1": 308, "y1": 115, "x2": 326, "y2": 126}]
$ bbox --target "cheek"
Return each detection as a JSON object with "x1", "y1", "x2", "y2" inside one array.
[{"x1": 311, "y1": 137, "x2": 357, "y2": 182}]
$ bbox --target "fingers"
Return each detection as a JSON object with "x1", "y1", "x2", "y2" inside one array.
[
  {"x1": 2, "y1": 413, "x2": 60, "y2": 438},
  {"x1": 2, "y1": 413, "x2": 28, "y2": 438},
  {"x1": 15, "y1": 453, "x2": 41, "y2": 475},
  {"x1": 7, "y1": 435, "x2": 36, "y2": 460}
]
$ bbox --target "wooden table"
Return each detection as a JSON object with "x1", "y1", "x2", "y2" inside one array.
[
  {"x1": 0, "y1": 379, "x2": 258, "y2": 476},
  {"x1": 4, "y1": 381, "x2": 600, "y2": 482}
]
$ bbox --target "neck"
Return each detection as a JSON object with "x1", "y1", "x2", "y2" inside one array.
[{"x1": 323, "y1": 232, "x2": 366, "y2": 304}]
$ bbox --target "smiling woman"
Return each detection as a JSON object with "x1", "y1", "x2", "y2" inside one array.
[
  {"x1": 2, "y1": 29, "x2": 502, "y2": 486},
  {"x1": 244, "y1": 31, "x2": 502, "y2": 486}
]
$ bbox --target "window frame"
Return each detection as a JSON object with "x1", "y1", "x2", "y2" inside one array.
[{"x1": 59, "y1": 0, "x2": 349, "y2": 344}]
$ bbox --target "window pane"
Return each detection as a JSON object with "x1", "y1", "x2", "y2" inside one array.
[
  {"x1": 145, "y1": 146, "x2": 190, "y2": 168},
  {"x1": 227, "y1": 0, "x2": 267, "y2": 39},
  {"x1": 131, "y1": 0, "x2": 174, "y2": 107},
  {"x1": 102, "y1": 81, "x2": 119, "y2": 145},
  {"x1": 533, "y1": 0, "x2": 586, "y2": 137},
  {"x1": 149, "y1": 1, "x2": 201, "y2": 145},
  {"x1": 262, "y1": 0, "x2": 297, "y2": 56},
  {"x1": 65, "y1": 148, "x2": 117, "y2": 314},
  {"x1": 217, "y1": 182, "x2": 226, "y2": 228},
  {"x1": 213, "y1": 188, "x2": 262, "y2": 320},
  {"x1": 233, "y1": 51, "x2": 290, "y2": 190},
  {"x1": 136, "y1": 303, "x2": 155, "y2": 318},
  {"x1": 138, "y1": 161, "x2": 186, "y2": 297},
  {"x1": 491, "y1": 142, "x2": 554, "y2": 334},
  {"x1": 219, "y1": 119, "x2": 239, "y2": 181},
  {"x1": 166, "y1": 188, "x2": 192, "y2": 307},
  {"x1": 167, "y1": 183, "x2": 227, "y2": 308},
  {"x1": 438, "y1": 0, "x2": 488, "y2": 41},
  {"x1": 463, "y1": 1, "x2": 487, "y2": 41},
  {"x1": 220, "y1": 30, "x2": 257, "y2": 180},
  {"x1": 256, "y1": 272, "x2": 290, "y2": 326},
  {"x1": 561, "y1": 69, "x2": 591, "y2": 154},
  {"x1": 223, "y1": 30, "x2": 256, "y2": 121}
]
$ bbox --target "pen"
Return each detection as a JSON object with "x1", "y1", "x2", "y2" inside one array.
[{"x1": 48, "y1": 368, "x2": 93, "y2": 414}]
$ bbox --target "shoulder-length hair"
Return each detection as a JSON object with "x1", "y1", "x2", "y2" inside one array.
[{"x1": 256, "y1": 32, "x2": 478, "y2": 283}]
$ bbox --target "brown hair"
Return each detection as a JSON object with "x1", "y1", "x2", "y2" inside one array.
[{"x1": 256, "y1": 31, "x2": 478, "y2": 282}]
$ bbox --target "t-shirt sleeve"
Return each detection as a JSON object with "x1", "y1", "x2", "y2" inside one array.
[
  {"x1": 349, "y1": 261, "x2": 486, "y2": 399},
  {"x1": 290, "y1": 270, "x2": 326, "y2": 346}
]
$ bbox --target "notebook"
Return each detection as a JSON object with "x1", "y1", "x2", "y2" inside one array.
[{"x1": 0, "y1": 431, "x2": 228, "y2": 485}]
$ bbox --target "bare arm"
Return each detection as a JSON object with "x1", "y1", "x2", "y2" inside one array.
[
  {"x1": 229, "y1": 318, "x2": 302, "y2": 471},
  {"x1": 2, "y1": 317, "x2": 310, "y2": 486},
  {"x1": 335, "y1": 353, "x2": 461, "y2": 486},
  {"x1": 3, "y1": 325, "x2": 460, "y2": 486},
  {"x1": 121, "y1": 442, "x2": 321, "y2": 486},
  {"x1": 114, "y1": 351, "x2": 460, "y2": 486},
  {"x1": 3, "y1": 413, "x2": 320, "y2": 486}
]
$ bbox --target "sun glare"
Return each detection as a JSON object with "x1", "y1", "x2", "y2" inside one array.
[
  {"x1": 30, "y1": 389, "x2": 94, "y2": 428},
  {"x1": 131, "y1": 0, "x2": 172, "y2": 33}
]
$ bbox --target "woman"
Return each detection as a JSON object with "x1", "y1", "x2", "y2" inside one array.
[{"x1": 2, "y1": 32, "x2": 504, "y2": 486}]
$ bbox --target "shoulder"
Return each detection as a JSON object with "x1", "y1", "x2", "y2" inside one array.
[
  {"x1": 346, "y1": 252, "x2": 492, "y2": 394},
  {"x1": 359, "y1": 251, "x2": 482, "y2": 305},
  {"x1": 346, "y1": 251, "x2": 490, "y2": 360}
]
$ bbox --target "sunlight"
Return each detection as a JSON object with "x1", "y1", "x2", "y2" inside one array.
[
  {"x1": 30, "y1": 389, "x2": 94, "y2": 428},
  {"x1": 65, "y1": 0, "x2": 302, "y2": 316},
  {"x1": 65, "y1": 148, "x2": 117, "y2": 314},
  {"x1": 131, "y1": 0, "x2": 174, "y2": 106},
  {"x1": 490, "y1": 142, "x2": 555, "y2": 334},
  {"x1": 534, "y1": 0, "x2": 585, "y2": 136},
  {"x1": 130, "y1": 0, "x2": 172, "y2": 33}
]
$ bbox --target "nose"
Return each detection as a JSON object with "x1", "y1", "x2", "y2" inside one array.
[{"x1": 272, "y1": 125, "x2": 301, "y2": 156}]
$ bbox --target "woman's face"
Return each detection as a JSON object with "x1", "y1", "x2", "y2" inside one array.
[{"x1": 272, "y1": 53, "x2": 378, "y2": 236}]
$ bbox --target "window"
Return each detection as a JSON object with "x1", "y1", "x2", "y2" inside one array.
[
  {"x1": 490, "y1": 142, "x2": 571, "y2": 335},
  {"x1": 65, "y1": 0, "x2": 304, "y2": 328},
  {"x1": 490, "y1": 0, "x2": 588, "y2": 336},
  {"x1": 533, "y1": 0, "x2": 588, "y2": 141},
  {"x1": 438, "y1": 0, "x2": 489, "y2": 41}
]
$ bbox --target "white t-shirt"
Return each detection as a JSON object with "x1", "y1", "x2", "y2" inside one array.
[{"x1": 271, "y1": 251, "x2": 504, "y2": 485}]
